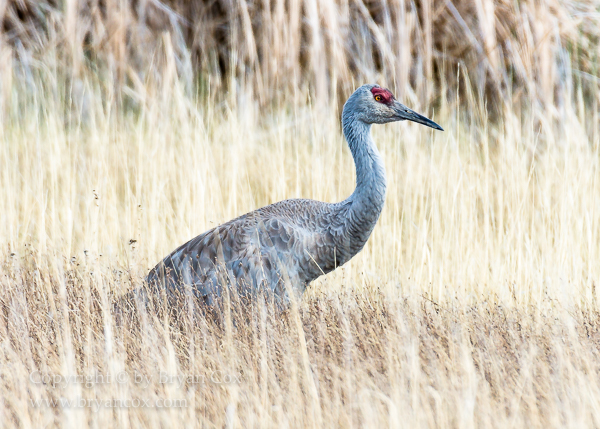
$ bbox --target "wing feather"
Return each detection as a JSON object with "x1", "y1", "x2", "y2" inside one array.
[{"x1": 146, "y1": 199, "x2": 347, "y2": 301}]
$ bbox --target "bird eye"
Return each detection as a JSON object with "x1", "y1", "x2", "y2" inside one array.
[{"x1": 374, "y1": 95, "x2": 382, "y2": 102}]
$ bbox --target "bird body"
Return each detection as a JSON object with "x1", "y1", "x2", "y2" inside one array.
[{"x1": 147, "y1": 84, "x2": 442, "y2": 304}]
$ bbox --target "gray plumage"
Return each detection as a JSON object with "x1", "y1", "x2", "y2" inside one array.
[{"x1": 146, "y1": 84, "x2": 443, "y2": 305}]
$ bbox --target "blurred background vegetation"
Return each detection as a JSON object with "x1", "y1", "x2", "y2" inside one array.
[{"x1": 1, "y1": 0, "x2": 598, "y2": 121}]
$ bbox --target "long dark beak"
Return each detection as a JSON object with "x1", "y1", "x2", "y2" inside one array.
[{"x1": 393, "y1": 101, "x2": 444, "y2": 131}]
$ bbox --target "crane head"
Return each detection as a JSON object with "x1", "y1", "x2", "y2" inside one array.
[{"x1": 345, "y1": 84, "x2": 443, "y2": 131}]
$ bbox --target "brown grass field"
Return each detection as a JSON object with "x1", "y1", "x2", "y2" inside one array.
[{"x1": 1, "y1": 0, "x2": 600, "y2": 427}]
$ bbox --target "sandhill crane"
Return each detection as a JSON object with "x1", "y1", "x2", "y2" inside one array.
[{"x1": 146, "y1": 84, "x2": 443, "y2": 305}]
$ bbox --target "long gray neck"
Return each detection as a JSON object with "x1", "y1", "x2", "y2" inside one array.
[{"x1": 339, "y1": 112, "x2": 387, "y2": 253}]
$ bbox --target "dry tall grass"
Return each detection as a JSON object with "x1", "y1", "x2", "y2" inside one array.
[
  {"x1": 1, "y1": 0, "x2": 600, "y2": 428},
  {"x1": 2, "y1": 0, "x2": 599, "y2": 110}
]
